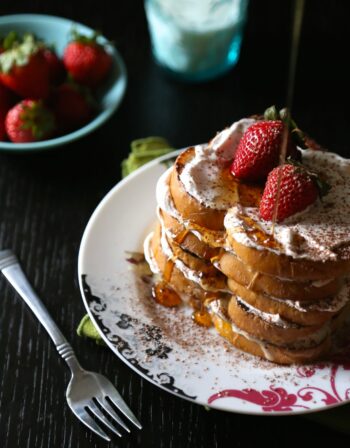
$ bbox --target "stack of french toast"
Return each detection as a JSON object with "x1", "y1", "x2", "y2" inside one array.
[{"x1": 144, "y1": 107, "x2": 350, "y2": 365}]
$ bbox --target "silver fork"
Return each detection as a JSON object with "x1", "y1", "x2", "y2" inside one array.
[{"x1": 0, "y1": 249, "x2": 142, "y2": 441}]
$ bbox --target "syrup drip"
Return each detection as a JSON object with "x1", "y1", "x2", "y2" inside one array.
[
  {"x1": 272, "y1": 0, "x2": 305, "y2": 233},
  {"x1": 192, "y1": 309, "x2": 212, "y2": 327},
  {"x1": 163, "y1": 259, "x2": 174, "y2": 282},
  {"x1": 189, "y1": 296, "x2": 201, "y2": 310},
  {"x1": 152, "y1": 281, "x2": 182, "y2": 307},
  {"x1": 174, "y1": 228, "x2": 189, "y2": 245},
  {"x1": 236, "y1": 182, "x2": 262, "y2": 208},
  {"x1": 189, "y1": 224, "x2": 225, "y2": 248},
  {"x1": 238, "y1": 214, "x2": 282, "y2": 250},
  {"x1": 224, "y1": 166, "x2": 263, "y2": 207},
  {"x1": 189, "y1": 296, "x2": 214, "y2": 327},
  {"x1": 247, "y1": 271, "x2": 260, "y2": 290}
]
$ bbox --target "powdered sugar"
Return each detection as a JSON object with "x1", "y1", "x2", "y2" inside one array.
[
  {"x1": 179, "y1": 119, "x2": 255, "y2": 209},
  {"x1": 225, "y1": 150, "x2": 350, "y2": 261}
]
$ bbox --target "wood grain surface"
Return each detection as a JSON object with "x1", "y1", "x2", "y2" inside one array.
[{"x1": 0, "y1": 1, "x2": 349, "y2": 447}]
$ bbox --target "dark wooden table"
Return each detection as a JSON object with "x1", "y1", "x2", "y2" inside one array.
[{"x1": 1, "y1": 1, "x2": 349, "y2": 447}]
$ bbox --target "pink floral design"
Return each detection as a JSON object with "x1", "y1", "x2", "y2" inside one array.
[
  {"x1": 208, "y1": 386, "x2": 308, "y2": 411},
  {"x1": 208, "y1": 359, "x2": 350, "y2": 412}
]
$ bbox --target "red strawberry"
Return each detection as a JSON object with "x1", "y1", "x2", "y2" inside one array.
[
  {"x1": 5, "y1": 99, "x2": 55, "y2": 143},
  {"x1": 40, "y1": 47, "x2": 65, "y2": 84},
  {"x1": 52, "y1": 82, "x2": 94, "y2": 132},
  {"x1": 0, "y1": 34, "x2": 50, "y2": 99},
  {"x1": 231, "y1": 120, "x2": 300, "y2": 182},
  {"x1": 0, "y1": 83, "x2": 15, "y2": 140},
  {"x1": 259, "y1": 163, "x2": 329, "y2": 222},
  {"x1": 63, "y1": 31, "x2": 112, "y2": 87}
]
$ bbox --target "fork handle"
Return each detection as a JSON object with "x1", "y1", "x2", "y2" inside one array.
[{"x1": 0, "y1": 250, "x2": 82, "y2": 374}]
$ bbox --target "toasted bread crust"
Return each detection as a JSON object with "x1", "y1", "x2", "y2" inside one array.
[
  {"x1": 227, "y1": 296, "x2": 324, "y2": 345},
  {"x1": 227, "y1": 235, "x2": 350, "y2": 281},
  {"x1": 151, "y1": 224, "x2": 227, "y2": 295},
  {"x1": 170, "y1": 148, "x2": 226, "y2": 230},
  {"x1": 219, "y1": 251, "x2": 342, "y2": 301},
  {"x1": 227, "y1": 278, "x2": 337, "y2": 326},
  {"x1": 210, "y1": 308, "x2": 331, "y2": 365},
  {"x1": 159, "y1": 209, "x2": 220, "y2": 260}
]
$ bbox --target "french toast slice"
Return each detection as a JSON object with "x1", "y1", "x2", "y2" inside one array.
[
  {"x1": 227, "y1": 296, "x2": 328, "y2": 346},
  {"x1": 163, "y1": 223, "x2": 221, "y2": 278},
  {"x1": 207, "y1": 298, "x2": 331, "y2": 365},
  {"x1": 169, "y1": 146, "x2": 263, "y2": 230},
  {"x1": 159, "y1": 208, "x2": 221, "y2": 260},
  {"x1": 226, "y1": 234, "x2": 350, "y2": 281},
  {"x1": 218, "y1": 252, "x2": 342, "y2": 301},
  {"x1": 149, "y1": 224, "x2": 227, "y2": 296},
  {"x1": 170, "y1": 147, "x2": 226, "y2": 230},
  {"x1": 227, "y1": 277, "x2": 346, "y2": 326}
]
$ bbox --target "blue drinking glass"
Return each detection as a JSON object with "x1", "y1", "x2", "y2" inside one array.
[{"x1": 144, "y1": 0, "x2": 249, "y2": 82}]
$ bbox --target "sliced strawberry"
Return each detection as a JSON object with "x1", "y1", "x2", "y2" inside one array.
[
  {"x1": 63, "y1": 31, "x2": 112, "y2": 87},
  {"x1": 52, "y1": 82, "x2": 94, "y2": 132},
  {"x1": 0, "y1": 34, "x2": 50, "y2": 99},
  {"x1": 5, "y1": 99, "x2": 56, "y2": 143},
  {"x1": 259, "y1": 162, "x2": 330, "y2": 222}
]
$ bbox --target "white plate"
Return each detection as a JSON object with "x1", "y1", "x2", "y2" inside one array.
[{"x1": 78, "y1": 151, "x2": 350, "y2": 416}]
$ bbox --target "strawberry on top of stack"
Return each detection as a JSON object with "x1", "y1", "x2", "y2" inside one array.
[
  {"x1": 0, "y1": 30, "x2": 112, "y2": 143},
  {"x1": 144, "y1": 105, "x2": 350, "y2": 365}
]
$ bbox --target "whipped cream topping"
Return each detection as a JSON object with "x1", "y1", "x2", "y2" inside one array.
[
  {"x1": 179, "y1": 119, "x2": 255, "y2": 210},
  {"x1": 287, "y1": 324, "x2": 331, "y2": 350},
  {"x1": 206, "y1": 298, "x2": 330, "y2": 359},
  {"x1": 210, "y1": 118, "x2": 256, "y2": 162},
  {"x1": 312, "y1": 278, "x2": 335, "y2": 288},
  {"x1": 157, "y1": 168, "x2": 227, "y2": 248},
  {"x1": 156, "y1": 168, "x2": 182, "y2": 221},
  {"x1": 225, "y1": 149, "x2": 350, "y2": 261},
  {"x1": 274, "y1": 278, "x2": 350, "y2": 313},
  {"x1": 235, "y1": 296, "x2": 299, "y2": 328},
  {"x1": 274, "y1": 275, "x2": 335, "y2": 287},
  {"x1": 215, "y1": 250, "x2": 335, "y2": 287},
  {"x1": 143, "y1": 232, "x2": 161, "y2": 274},
  {"x1": 206, "y1": 298, "x2": 275, "y2": 361}
]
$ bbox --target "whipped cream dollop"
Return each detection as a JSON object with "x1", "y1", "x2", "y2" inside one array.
[
  {"x1": 156, "y1": 168, "x2": 182, "y2": 221},
  {"x1": 274, "y1": 277, "x2": 350, "y2": 313},
  {"x1": 225, "y1": 150, "x2": 350, "y2": 261},
  {"x1": 179, "y1": 118, "x2": 255, "y2": 210},
  {"x1": 144, "y1": 232, "x2": 161, "y2": 274},
  {"x1": 235, "y1": 296, "x2": 299, "y2": 328}
]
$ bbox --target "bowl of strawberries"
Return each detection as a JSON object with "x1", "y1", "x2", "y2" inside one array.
[{"x1": 0, "y1": 14, "x2": 127, "y2": 151}]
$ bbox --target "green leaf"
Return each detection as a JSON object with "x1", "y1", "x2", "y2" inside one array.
[
  {"x1": 19, "y1": 101, "x2": 55, "y2": 140},
  {"x1": 279, "y1": 107, "x2": 307, "y2": 149},
  {"x1": 264, "y1": 105, "x2": 280, "y2": 121},
  {"x1": 70, "y1": 27, "x2": 102, "y2": 46},
  {"x1": 2, "y1": 31, "x2": 19, "y2": 50}
]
